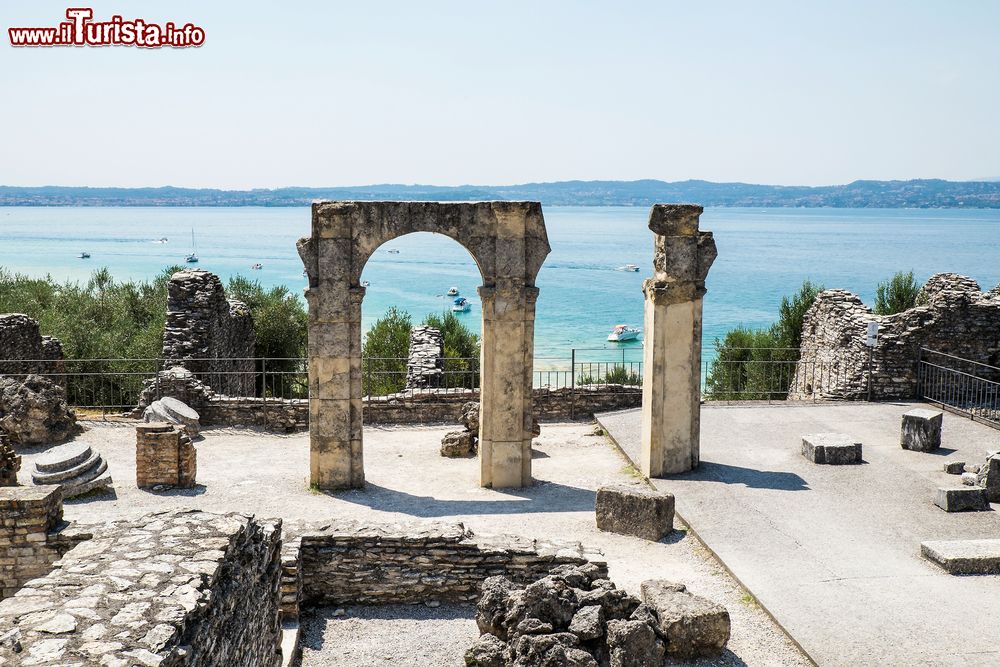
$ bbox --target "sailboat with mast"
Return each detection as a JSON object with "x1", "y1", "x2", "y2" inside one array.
[{"x1": 185, "y1": 228, "x2": 199, "y2": 263}]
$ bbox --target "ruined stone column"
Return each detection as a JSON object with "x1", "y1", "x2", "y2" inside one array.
[
  {"x1": 301, "y1": 208, "x2": 366, "y2": 490},
  {"x1": 640, "y1": 205, "x2": 717, "y2": 477},
  {"x1": 478, "y1": 285, "x2": 538, "y2": 488}
]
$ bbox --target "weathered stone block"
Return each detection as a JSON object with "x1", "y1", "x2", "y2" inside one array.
[
  {"x1": 135, "y1": 423, "x2": 196, "y2": 489},
  {"x1": 983, "y1": 454, "x2": 1000, "y2": 503},
  {"x1": 921, "y1": 539, "x2": 1000, "y2": 575},
  {"x1": 943, "y1": 460, "x2": 965, "y2": 475},
  {"x1": 30, "y1": 441, "x2": 112, "y2": 499},
  {"x1": 441, "y1": 430, "x2": 475, "y2": 458},
  {"x1": 144, "y1": 396, "x2": 201, "y2": 436},
  {"x1": 595, "y1": 484, "x2": 674, "y2": 541},
  {"x1": 934, "y1": 487, "x2": 989, "y2": 512},
  {"x1": 900, "y1": 409, "x2": 943, "y2": 452},
  {"x1": 801, "y1": 433, "x2": 862, "y2": 464},
  {"x1": 640, "y1": 579, "x2": 731, "y2": 660}
]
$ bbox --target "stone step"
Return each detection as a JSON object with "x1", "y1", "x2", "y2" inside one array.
[
  {"x1": 33, "y1": 442, "x2": 92, "y2": 473},
  {"x1": 921, "y1": 539, "x2": 1000, "y2": 575},
  {"x1": 53, "y1": 458, "x2": 111, "y2": 498},
  {"x1": 934, "y1": 487, "x2": 990, "y2": 512},
  {"x1": 32, "y1": 450, "x2": 103, "y2": 484}
]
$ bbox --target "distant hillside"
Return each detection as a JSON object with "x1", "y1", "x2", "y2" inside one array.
[{"x1": 2, "y1": 179, "x2": 1000, "y2": 208}]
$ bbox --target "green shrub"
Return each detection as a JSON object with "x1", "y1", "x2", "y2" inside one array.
[
  {"x1": 361, "y1": 306, "x2": 412, "y2": 396},
  {"x1": 422, "y1": 311, "x2": 480, "y2": 389},
  {"x1": 772, "y1": 279, "x2": 824, "y2": 348},
  {"x1": 578, "y1": 365, "x2": 642, "y2": 386},
  {"x1": 874, "y1": 270, "x2": 924, "y2": 315}
]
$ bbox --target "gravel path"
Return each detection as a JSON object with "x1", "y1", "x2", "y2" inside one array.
[{"x1": 19, "y1": 420, "x2": 811, "y2": 666}]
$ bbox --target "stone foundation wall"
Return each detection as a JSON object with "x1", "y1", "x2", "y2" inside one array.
[
  {"x1": 0, "y1": 486, "x2": 89, "y2": 600},
  {"x1": 792, "y1": 273, "x2": 1000, "y2": 400},
  {"x1": 405, "y1": 326, "x2": 444, "y2": 390},
  {"x1": 187, "y1": 385, "x2": 642, "y2": 431},
  {"x1": 0, "y1": 313, "x2": 64, "y2": 376},
  {"x1": 294, "y1": 519, "x2": 604, "y2": 607},
  {"x1": 0, "y1": 509, "x2": 283, "y2": 667},
  {"x1": 162, "y1": 269, "x2": 256, "y2": 396}
]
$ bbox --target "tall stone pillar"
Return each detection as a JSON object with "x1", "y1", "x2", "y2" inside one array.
[
  {"x1": 640, "y1": 205, "x2": 717, "y2": 477},
  {"x1": 478, "y1": 285, "x2": 538, "y2": 488},
  {"x1": 304, "y1": 271, "x2": 366, "y2": 490}
]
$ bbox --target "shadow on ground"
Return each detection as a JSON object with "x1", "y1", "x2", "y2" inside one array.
[
  {"x1": 671, "y1": 462, "x2": 809, "y2": 491},
  {"x1": 328, "y1": 480, "x2": 597, "y2": 517}
]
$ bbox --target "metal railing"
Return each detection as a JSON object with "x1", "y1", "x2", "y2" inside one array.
[
  {"x1": 918, "y1": 348, "x2": 1000, "y2": 428},
  {"x1": 700, "y1": 347, "x2": 863, "y2": 402}
]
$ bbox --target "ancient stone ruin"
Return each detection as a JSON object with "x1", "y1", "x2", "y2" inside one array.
[
  {"x1": 160, "y1": 268, "x2": 256, "y2": 396},
  {"x1": 144, "y1": 395, "x2": 202, "y2": 436},
  {"x1": 135, "y1": 422, "x2": 197, "y2": 490},
  {"x1": 467, "y1": 563, "x2": 731, "y2": 666},
  {"x1": 405, "y1": 325, "x2": 444, "y2": 389},
  {"x1": 299, "y1": 201, "x2": 550, "y2": 490},
  {"x1": 791, "y1": 273, "x2": 1000, "y2": 400},
  {"x1": 595, "y1": 484, "x2": 675, "y2": 542},
  {"x1": 640, "y1": 204, "x2": 717, "y2": 477},
  {"x1": 0, "y1": 374, "x2": 77, "y2": 445},
  {"x1": 0, "y1": 313, "x2": 64, "y2": 377},
  {"x1": 29, "y1": 441, "x2": 112, "y2": 498},
  {"x1": 0, "y1": 434, "x2": 20, "y2": 486},
  {"x1": 441, "y1": 401, "x2": 481, "y2": 457}
]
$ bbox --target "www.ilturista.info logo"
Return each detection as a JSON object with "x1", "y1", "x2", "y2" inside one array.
[{"x1": 8, "y1": 8, "x2": 205, "y2": 48}]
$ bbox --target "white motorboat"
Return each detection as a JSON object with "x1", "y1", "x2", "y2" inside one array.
[
  {"x1": 361, "y1": 280, "x2": 370, "y2": 287},
  {"x1": 78, "y1": 252, "x2": 91, "y2": 259},
  {"x1": 250, "y1": 263, "x2": 263, "y2": 270},
  {"x1": 616, "y1": 264, "x2": 640, "y2": 272},
  {"x1": 451, "y1": 297, "x2": 471, "y2": 313},
  {"x1": 447, "y1": 287, "x2": 459, "y2": 296},
  {"x1": 607, "y1": 324, "x2": 640, "y2": 342},
  {"x1": 387, "y1": 248, "x2": 400, "y2": 254}
]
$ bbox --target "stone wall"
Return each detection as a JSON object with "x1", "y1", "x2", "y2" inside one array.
[
  {"x1": 162, "y1": 269, "x2": 256, "y2": 396},
  {"x1": 0, "y1": 486, "x2": 89, "y2": 600},
  {"x1": 405, "y1": 326, "x2": 444, "y2": 390},
  {"x1": 791, "y1": 273, "x2": 1000, "y2": 400},
  {"x1": 293, "y1": 519, "x2": 604, "y2": 607},
  {"x1": 0, "y1": 313, "x2": 64, "y2": 376},
  {"x1": 0, "y1": 509, "x2": 283, "y2": 667},
  {"x1": 135, "y1": 422, "x2": 197, "y2": 489}
]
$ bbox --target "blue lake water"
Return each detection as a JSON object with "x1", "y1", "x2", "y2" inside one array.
[{"x1": 1, "y1": 206, "x2": 998, "y2": 366}]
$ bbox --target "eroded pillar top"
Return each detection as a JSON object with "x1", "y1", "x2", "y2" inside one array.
[{"x1": 646, "y1": 204, "x2": 717, "y2": 301}]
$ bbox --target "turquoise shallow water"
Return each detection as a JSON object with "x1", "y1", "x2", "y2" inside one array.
[{"x1": 1, "y1": 206, "x2": 998, "y2": 365}]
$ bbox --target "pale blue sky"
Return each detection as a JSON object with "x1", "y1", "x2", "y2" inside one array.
[{"x1": 1, "y1": 1, "x2": 998, "y2": 188}]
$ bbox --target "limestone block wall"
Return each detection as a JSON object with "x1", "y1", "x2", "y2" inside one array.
[
  {"x1": 0, "y1": 313, "x2": 65, "y2": 376},
  {"x1": 294, "y1": 519, "x2": 604, "y2": 607},
  {"x1": 162, "y1": 269, "x2": 256, "y2": 396},
  {"x1": 135, "y1": 422, "x2": 197, "y2": 489},
  {"x1": 0, "y1": 486, "x2": 89, "y2": 600},
  {"x1": 791, "y1": 273, "x2": 1000, "y2": 400},
  {"x1": 0, "y1": 509, "x2": 283, "y2": 667}
]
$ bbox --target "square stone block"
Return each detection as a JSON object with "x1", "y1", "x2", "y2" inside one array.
[
  {"x1": 943, "y1": 461, "x2": 965, "y2": 475},
  {"x1": 921, "y1": 539, "x2": 1000, "y2": 575},
  {"x1": 900, "y1": 409, "x2": 943, "y2": 452},
  {"x1": 984, "y1": 455, "x2": 1000, "y2": 503},
  {"x1": 934, "y1": 487, "x2": 989, "y2": 512},
  {"x1": 801, "y1": 434, "x2": 862, "y2": 465},
  {"x1": 596, "y1": 484, "x2": 674, "y2": 541}
]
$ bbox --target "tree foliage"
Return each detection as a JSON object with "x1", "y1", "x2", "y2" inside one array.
[{"x1": 874, "y1": 270, "x2": 924, "y2": 315}]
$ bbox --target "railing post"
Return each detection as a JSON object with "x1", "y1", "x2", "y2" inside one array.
[
  {"x1": 866, "y1": 346, "x2": 874, "y2": 402},
  {"x1": 262, "y1": 357, "x2": 268, "y2": 431},
  {"x1": 570, "y1": 348, "x2": 576, "y2": 420}
]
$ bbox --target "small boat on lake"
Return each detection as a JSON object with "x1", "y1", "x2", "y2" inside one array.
[
  {"x1": 185, "y1": 228, "x2": 199, "y2": 263},
  {"x1": 387, "y1": 248, "x2": 400, "y2": 254},
  {"x1": 451, "y1": 297, "x2": 471, "y2": 313},
  {"x1": 616, "y1": 264, "x2": 640, "y2": 272},
  {"x1": 152, "y1": 238, "x2": 168, "y2": 244},
  {"x1": 447, "y1": 287, "x2": 459, "y2": 296},
  {"x1": 250, "y1": 263, "x2": 263, "y2": 270},
  {"x1": 607, "y1": 324, "x2": 640, "y2": 342},
  {"x1": 78, "y1": 252, "x2": 90, "y2": 259},
  {"x1": 361, "y1": 280, "x2": 370, "y2": 287}
]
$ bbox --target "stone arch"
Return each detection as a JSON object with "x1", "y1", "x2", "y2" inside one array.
[{"x1": 298, "y1": 201, "x2": 550, "y2": 490}]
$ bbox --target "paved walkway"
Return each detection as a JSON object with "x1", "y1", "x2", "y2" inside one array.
[{"x1": 597, "y1": 402, "x2": 1000, "y2": 667}]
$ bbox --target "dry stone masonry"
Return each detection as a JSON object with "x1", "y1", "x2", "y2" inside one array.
[
  {"x1": 0, "y1": 434, "x2": 19, "y2": 486},
  {"x1": 161, "y1": 269, "x2": 256, "y2": 397},
  {"x1": 135, "y1": 422, "x2": 197, "y2": 490},
  {"x1": 299, "y1": 201, "x2": 550, "y2": 490},
  {"x1": 405, "y1": 325, "x2": 444, "y2": 390},
  {"x1": 0, "y1": 485, "x2": 89, "y2": 601},
  {"x1": 640, "y1": 205, "x2": 717, "y2": 477},
  {"x1": 791, "y1": 273, "x2": 1000, "y2": 400},
  {"x1": 0, "y1": 374, "x2": 77, "y2": 445},
  {"x1": 0, "y1": 314, "x2": 64, "y2": 377},
  {"x1": 0, "y1": 509, "x2": 283, "y2": 667},
  {"x1": 30, "y1": 441, "x2": 112, "y2": 498},
  {"x1": 293, "y1": 519, "x2": 600, "y2": 607}
]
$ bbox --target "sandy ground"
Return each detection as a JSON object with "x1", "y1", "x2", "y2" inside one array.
[{"x1": 17, "y1": 420, "x2": 810, "y2": 666}]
